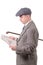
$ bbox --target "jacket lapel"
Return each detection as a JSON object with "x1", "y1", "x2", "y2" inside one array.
[{"x1": 18, "y1": 21, "x2": 33, "y2": 42}]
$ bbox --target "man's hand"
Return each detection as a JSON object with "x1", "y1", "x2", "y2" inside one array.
[
  {"x1": 8, "y1": 36, "x2": 16, "y2": 40},
  {"x1": 8, "y1": 36, "x2": 17, "y2": 51},
  {"x1": 9, "y1": 44, "x2": 16, "y2": 51}
]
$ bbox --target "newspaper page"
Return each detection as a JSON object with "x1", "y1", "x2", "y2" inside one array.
[{"x1": 1, "y1": 34, "x2": 17, "y2": 45}]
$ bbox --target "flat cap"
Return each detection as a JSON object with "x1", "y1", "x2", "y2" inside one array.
[{"x1": 16, "y1": 8, "x2": 32, "y2": 16}]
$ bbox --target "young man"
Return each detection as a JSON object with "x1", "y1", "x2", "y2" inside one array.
[{"x1": 9, "y1": 8, "x2": 39, "y2": 65}]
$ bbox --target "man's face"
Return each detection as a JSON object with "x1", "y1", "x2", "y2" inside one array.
[{"x1": 19, "y1": 15, "x2": 31, "y2": 24}]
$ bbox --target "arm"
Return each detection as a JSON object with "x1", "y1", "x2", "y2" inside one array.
[{"x1": 16, "y1": 29, "x2": 39, "y2": 55}]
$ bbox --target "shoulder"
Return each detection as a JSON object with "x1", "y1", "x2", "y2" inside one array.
[{"x1": 27, "y1": 21, "x2": 39, "y2": 34}]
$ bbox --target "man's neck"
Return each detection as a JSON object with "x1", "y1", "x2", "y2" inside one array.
[{"x1": 24, "y1": 20, "x2": 32, "y2": 26}]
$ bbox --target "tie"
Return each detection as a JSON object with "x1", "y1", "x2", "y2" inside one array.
[{"x1": 23, "y1": 26, "x2": 25, "y2": 30}]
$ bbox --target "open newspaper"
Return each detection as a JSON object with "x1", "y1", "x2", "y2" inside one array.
[{"x1": 1, "y1": 34, "x2": 17, "y2": 45}]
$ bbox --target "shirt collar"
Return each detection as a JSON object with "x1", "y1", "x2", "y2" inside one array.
[{"x1": 24, "y1": 20, "x2": 32, "y2": 26}]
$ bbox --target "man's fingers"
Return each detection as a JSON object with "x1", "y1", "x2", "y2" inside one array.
[{"x1": 9, "y1": 36, "x2": 15, "y2": 40}]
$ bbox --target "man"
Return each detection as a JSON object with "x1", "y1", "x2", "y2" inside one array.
[{"x1": 9, "y1": 8, "x2": 39, "y2": 65}]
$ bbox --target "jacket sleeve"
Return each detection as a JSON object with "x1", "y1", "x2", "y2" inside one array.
[{"x1": 16, "y1": 28, "x2": 39, "y2": 55}]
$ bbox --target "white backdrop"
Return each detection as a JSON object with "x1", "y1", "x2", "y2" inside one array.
[{"x1": 0, "y1": 0, "x2": 43, "y2": 65}]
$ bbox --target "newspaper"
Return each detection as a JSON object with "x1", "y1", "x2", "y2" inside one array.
[{"x1": 1, "y1": 34, "x2": 17, "y2": 45}]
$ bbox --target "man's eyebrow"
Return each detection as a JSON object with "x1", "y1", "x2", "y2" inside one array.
[{"x1": 19, "y1": 15, "x2": 22, "y2": 17}]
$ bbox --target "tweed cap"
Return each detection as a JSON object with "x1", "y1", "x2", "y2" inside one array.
[{"x1": 16, "y1": 8, "x2": 32, "y2": 16}]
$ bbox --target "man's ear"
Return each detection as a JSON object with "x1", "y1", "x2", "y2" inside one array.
[{"x1": 27, "y1": 15, "x2": 31, "y2": 17}]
